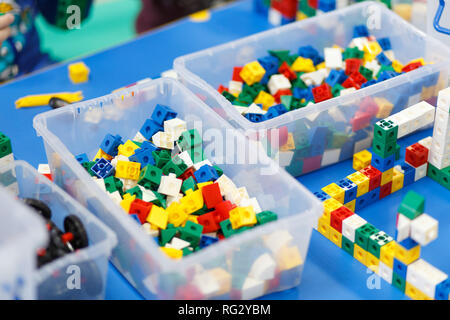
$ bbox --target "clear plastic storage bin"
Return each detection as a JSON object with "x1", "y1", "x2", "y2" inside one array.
[
  {"x1": 0, "y1": 185, "x2": 47, "y2": 300},
  {"x1": 0, "y1": 161, "x2": 117, "y2": 300},
  {"x1": 33, "y1": 78, "x2": 322, "y2": 299},
  {"x1": 174, "y1": 1, "x2": 450, "y2": 176}
]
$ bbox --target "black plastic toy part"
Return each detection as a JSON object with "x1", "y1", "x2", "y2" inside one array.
[
  {"x1": 22, "y1": 198, "x2": 52, "y2": 220},
  {"x1": 49, "y1": 97, "x2": 70, "y2": 109},
  {"x1": 64, "y1": 215, "x2": 89, "y2": 250}
]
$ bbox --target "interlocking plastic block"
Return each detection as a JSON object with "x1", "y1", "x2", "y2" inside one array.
[
  {"x1": 256, "y1": 211, "x2": 277, "y2": 225},
  {"x1": 360, "y1": 165, "x2": 382, "y2": 191},
  {"x1": 374, "y1": 119, "x2": 398, "y2": 143},
  {"x1": 202, "y1": 183, "x2": 223, "y2": 209},
  {"x1": 140, "y1": 119, "x2": 163, "y2": 140},
  {"x1": 130, "y1": 148, "x2": 155, "y2": 168},
  {"x1": 322, "y1": 183, "x2": 345, "y2": 204},
  {"x1": 91, "y1": 158, "x2": 114, "y2": 179},
  {"x1": 392, "y1": 272, "x2": 406, "y2": 292},
  {"x1": 347, "y1": 171, "x2": 369, "y2": 197},
  {"x1": 398, "y1": 191, "x2": 425, "y2": 220},
  {"x1": 177, "y1": 129, "x2": 202, "y2": 151},
  {"x1": 100, "y1": 134, "x2": 123, "y2": 156},
  {"x1": 197, "y1": 212, "x2": 220, "y2": 233},
  {"x1": 313, "y1": 190, "x2": 331, "y2": 202},
  {"x1": 439, "y1": 166, "x2": 450, "y2": 190},
  {"x1": 435, "y1": 279, "x2": 450, "y2": 300},
  {"x1": 353, "y1": 24, "x2": 369, "y2": 37},
  {"x1": 397, "y1": 162, "x2": 415, "y2": 186},
  {"x1": 393, "y1": 258, "x2": 408, "y2": 279},
  {"x1": 366, "y1": 187, "x2": 380, "y2": 205},
  {"x1": 75, "y1": 153, "x2": 89, "y2": 164},
  {"x1": 341, "y1": 236, "x2": 354, "y2": 256},
  {"x1": 372, "y1": 136, "x2": 396, "y2": 158},
  {"x1": 151, "y1": 104, "x2": 177, "y2": 125},
  {"x1": 368, "y1": 231, "x2": 393, "y2": 259},
  {"x1": 129, "y1": 199, "x2": 152, "y2": 224},
  {"x1": 138, "y1": 165, "x2": 163, "y2": 190},
  {"x1": 353, "y1": 149, "x2": 372, "y2": 171},
  {"x1": 381, "y1": 168, "x2": 394, "y2": 186},
  {"x1": 179, "y1": 220, "x2": 203, "y2": 247},
  {"x1": 355, "y1": 223, "x2": 379, "y2": 250},
  {"x1": 0, "y1": 132, "x2": 12, "y2": 159},
  {"x1": 330, "y1": 206, "x2": 354, "y2": 233},
  {"x1": 395, "y1": 238, "x2": 421, "y2": 265},
  {"x1": 371, "y1": 152, "x2": 394, "y2": 172},
  {"x1": 194, "y1": 165, "x2": 219, "y2": 183},
  {"x1": 337, "y1": 178, "x2": 357, "y2": 203},
  {"x1": 405, "y1": 143, "x2": 429, "y2": 168},
  {"x1": 379, "y1": 181, "x2": 392, "y2": 199},
  {"x1": 104, "y1": 176, "x2": 123, "y2": 194}
]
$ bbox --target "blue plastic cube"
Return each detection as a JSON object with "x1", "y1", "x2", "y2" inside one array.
[
  {"x1": 376, "y1": 52, "x2": 392, "y2": 66},
  {"x1": 263, "y1": 104, "x2": 288, "y2": 120},
  {"x1": 361, "y1": 79, "x2": 377, "y2": 88},
  {"x1": 100, "y1": 134, "x2": 123, "y2": 156},
  {"x1": 194, "y1": 165, "x2": 219, "y2": 183},
  {"x1": 151, "y1": 104, "x2": 177, "y2": 125},
  {"x1": 393, "y1": 258, "x2": 408, "y2": 279},
  {"x1": 199, "y1": 235, "x2": 219, "y2": 249},
  {"x1": 371, "y1": 153, "x2": 395, "y2": 172},
  {"x1": 398, "y1": 237, "x2": 419, "y2": 250},
  {"x1": 258, "y1": 55, "x2": 279, "y2": 76},
  {"x1": 377, "y1": 71, "x2": 397, "y2": 82},
  {"x1": 326, "y1": 69, "x2": 346, "y2": 87},
  {"x1": 129, "y1": 214, "x2": 141, "y2": 224},
  {"x1": 435, "y1": 279, "x2": 450, "y2": 300},
  {"x1": 337, "y1": 178, "x2": 357, "y2": 203},
  {"x1": 399, "y1": 162, "x2": 415, "y2": 186},
  {"x1": 130, "y1": 148, "x2": 155, "y2": 167},
  {"x1": 318, "y1": 0, "x2": 336, "y2": 12},
  {"x1": 245, "y1": 113, "x2": 264, "y2": 122},
  {"x1": 366, "y1": 187, "x2": 380, "y2": 205},
  {"x1": 75, "y1": 153, "x2": 89, "y2": 164},
  {"x1": 140, "y1": 119, "x2": 163, "y2": 140},
  {"x1": 140, "y1": 141, "x2": 159, "y2": 153},
  {"x1": 91, "y1": 158, "x2": 114, "y2": 179},
  {"x1": 353, "y1": 24, "x2": 369, "y2": 38},
  {"x1": 377, "y1": 37, "x2": 391, "y2": 51},
  {"x1": 313, "y1": 190, "x2": 331, "y2": 202}
]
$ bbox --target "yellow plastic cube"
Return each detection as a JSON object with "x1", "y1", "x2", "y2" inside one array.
[
  {"x1": 363, "y1": 41, "x2": 382, "y2": 57},
  {"x1": 409, "y1": 57, "x2": 426, "y2": 66},
  {"x1": 291, "y1": 57, "x2": 316, "y2": 73},
  {"x1": 180, "y1": 189, "x2": 204, "y2": 214},
  {"x1": 120, "y1": 194, "x2": 136, "y2": 213},
  {"x1": 323, "y1": 198, "x2": 343, "y2": 220},
  {"x1": 93, "y1": 148, "x2": 113, "y2": 161},
  {"x1": 239, "y1": 61, "x2": 266, "y2": 86},
  {"x1": 322, "y1": 183, "x2": 345, "y2": 204},
  {"x1": 374, "y1": 97, "x2": 394, "y2": 119},
  {"x1": 354, "y1": 243, "x2": 368, "y2": 266},
  {"x1": 147, "y1": 205, "x2": 168, "y2": 229},
  {"x1": 329, "y1": 227, "x2": 342, "y2": 248},
  {"x1": 167, "y1": 202, "x2": 188, "y2": 227},
  {"x1": 254, "y1": 90, "x2": 275, "y2": 111},
  {"x1": 197, "y1": 181, "x2": 213, "y2": 191},
  {"x1": 366, "y1": 252, "x2": 380, "y2": 273},
  {"x1": 316, "y1": 62, "x2": 326, "y2": 70},
  {"x1": 160, "y1": 247, "x2": 183, "y2": 259},
  {"x1": 395, "y1": 241, "x2": 421, "y2": 265},
  {"x1": 405, "y1": 282, "x2": 433, "y2": 300},
  {"x1": 347, "y1": 171, "x2": 370, "y2": 197},
  {"x1": 276, "y1": 246, "x2": 303, "y2": 271},
  {"x1": 186, "y1": 215, "x2": 199, "y2": 224},
  {"x1": 296, "y1": 11, "x2": 308, "y2": 21},
  {"x1": 229, "y1": 206, "x2": 256, "y2": 229},
  {"x1": 280, "y1": 133, "x2": 295, "y2": 151},
  {"x1": 380, "y1": 241, "x2": 396, "y2": 268},
  {"x1": 68, "y1": 61, "x2": 90, "y2": 84},
  {"x1": 391, "y1": 168, "x2": 404, "y2": 193},
  {"x1": 344, "y1": 199, "x2": 356, "y2": 212},
  {"x1": 115, "y1": 160, "x2": 141, "y2": 180},
  {"x1": 381, "y1": 168, "x2": 394, "y2": 186},
  {"x1": 353, "y1": 150, "x2": 372, "y2": 171},
  {"x1": 118, "y1": 140, "x2": 140, "y2": 157},
  {"x1": 391, "y1": 60, "x2": 404, "y2": 73},
  {"x1": 317, "y1": 214, "x2": 331, "y2": 239}
]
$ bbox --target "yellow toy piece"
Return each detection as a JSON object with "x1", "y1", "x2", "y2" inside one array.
[
  {"x1": 291, "y1": 57, "x2": 315, "y2": 73},
  {"x1": 347, "y1": 171, "x2": 370, "y2": 197},
  {"x1": 15, "y1": 91, "x2": 83, "y2": 108},
  {"x1": 180, "y1": 189, "x2": 204, "y2": 214},
  {"x1": 118, "y1": 140, "x2": 140, "y2": 157},
  {"x1": 186, "y1": 215, "x2": 199, "y2": 225},
  {"x1": 147, "y1": 205, "x2": 168, "y2": 229},
  {"x1": 197, "y1": 181, "x2": 213, "y2": 191},
  {"x1": 239, "y1": 61, "x2": 266, "y2": 86},
  {"x1": 363, "y1": 41, "x2": 382, "y2": 57},
  {"x1": 254, "y1": 90, "x2": 275, "y2": 111},
  {"x1": 354, "y1": 243, "x2": 368, "y2": 266},
  {"x1": 344, "y1": 199, "x2": 356, "y2": 212},
  {"x1": 317, "y1": 214, "x2": 331, "y2": 238},
  {"x1": 353, "y1": 150, "x2": 372, "y2": 171},
  {"x1": 315, "y1": 62, "x2": 326, "y2": 70},
  {"x1": 296, "y1": 11, "x2": 307, "y2": 21},
  {"x1": 280, "y1": 133, "x2": 295, "y2": 151},
  {"x1": 366, "y1": 252, "x2": 380, "y2": 273},
  {"x1": 374, "y1": 97, "x2": 394, "y2": 119},
  {"x1": 68, "y1": 62, "x2": 90, "y2": 84},
  {"x1": 395, "y1": 241, "x2": 421, "y2": 265},
  {"x1": 276, "y1": 246, "x2": 303, "y2": 271},
  {"x1": 391, "y1": 168, "x2": 404, "y2": 193},
  {"x1": 120, "y1": 194, "x2": 136, "y2": 213},
  {"x1": 115, "y1": 160, "x2": 141, "y2": 180},
  {"x1": 391, "y1": 60, "x2": 404, "y2": 73},
  {"x1": 405, "y1": 282, "x2": 433, "y2": 300},
  {"x1": 160, "y1": 247, "x2": 183, "y2": 259},
  {"x1": 380, "y1": 241, "x2": 396, "y2": 268},
  {"x1": 323, "y1": 197, "x2": 342, "y2": 221},
  {"x1": 229, "y1": 206, "x2": 257, "y2": 229},
  {"x1": 167, "y1": 202, "x2": 188, "y2": 227},
  {"x1": 380, "y1": 168, "x2": 394, "y2": 186},
  {"x1": 322, "y1": 183, "x2": 345, "y2": 204},
  {"x1": 329, "y1": 227, "x2": 342, "y2": 248},
  {"x1": 93, "y1": 148, "x2": 113, "y2": 161}
]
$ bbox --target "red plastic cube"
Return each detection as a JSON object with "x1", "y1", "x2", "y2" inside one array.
[
  {"x1": 349, "y1": 71, "x2": 367, "y2": 87},
  {"x1": 267, "y1": 126, "x2": 289, "y2": 147},
  {"x1": 350, "y1": 111, "x2": 372, "y2": 132},
  {"x1": 405, "y1": 143, "x2": 429, "y2": 168},
  {"x1": 179, "y1": 167, "x2": 195, "y2": 181},
  {"x1": 129, "y1": 199, "x2": 152, "y2": 223},
  {"x1": 342, "y1": 76, "x2": 360, "y2": 90},
  {"x1": 278, "y1": 61, "x2": 297, "y2": 80},
  {"x1": 213, "y1": 200, "x2": 234, "y2": 223},
  {"x1": 345, "y1": 58, "x2": 362, "y2": 75},
  {"x1": 360, "y1": 165, "x2": 382, "y2": 191},
  {"x1": 232, "y1": 66, "x2": 243, "y2": 82},
  {"x1": 307, "y1": 0, "x2": 318, "y2": 9},
  {"x1": 330, "y1": 206, "x2": 354, "y2": 232},
  {"x1": 379, "y1": 181, "x2": 392, "y2": 199},
  {"x1": 312, "y1": 83, "x2": 333, "y2": 103},
  {"x1": 360, "y1": 97, "x2": 379, "y2": 117},
  {"x1": 272, "y1": 0, "x2": 298, "y2": 18},
  {"x1": 202, "y1": 183, "x2": 223, "y2": 209},
  {"x1": 274, "y1": 89, "x2": 293, "y2": 103},
  {"x1": 217, "y1": 85, "x2": 228, "y2": 94},
  {"x1": 402, "y1": 61, "x2": 422, "y2": 73},
  {"x1": 197, "y1": 211, "x2": 220, "y2": 233}
]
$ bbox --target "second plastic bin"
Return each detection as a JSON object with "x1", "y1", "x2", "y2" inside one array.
[
  {"x1": 174, "y1": 2, "x2": 450, "y2": 176},
  {"x1": 33, "y1": 78, "x2": 322, "y2": 299},
  {"x1": 0, "y1": 161, "x2": 117, "y2": 300},
  {"x1": 0, "y1": 185, "x2": 47, "y2": 300}
]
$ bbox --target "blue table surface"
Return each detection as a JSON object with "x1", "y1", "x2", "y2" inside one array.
[{"x1": 1, "y1": 0, "x2": 449, "y2": 300}]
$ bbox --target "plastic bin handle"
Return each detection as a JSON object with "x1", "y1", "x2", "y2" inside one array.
[{"x1": 434, "y1": 0, "x2": 450, "y2": 35}]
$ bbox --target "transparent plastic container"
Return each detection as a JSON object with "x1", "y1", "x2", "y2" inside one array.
[
  {"x1": 0, "y1": 185, "x2": 47, "y2": 300},
  {"x1": 427, "y1": 0, "x2": 450, "y2": 46},
  {"x1": 0, "y1": 161, "x2": 117, "y2": 300},
  {"x1": 33, "y1": 78, "x2": 322, "y2": 300},
  {"x1": 174, "y1": 1, "x2": 450, "y2": 176}
]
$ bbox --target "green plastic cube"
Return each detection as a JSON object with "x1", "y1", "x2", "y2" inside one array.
[
  {"x1": 152, "y1": 149, "x2": 171, "y2": 168},
  {"x1": 151, "y1": 191, "x2": 166, "y2": 209},
  {"x1": 188, "y1": 146, "x2": 204, "y2": 164},
  {"x1": 162, "y1": 157, "x2": 187, "y2": 177},
  {"x1": 341, "y1": 236, "x2": 354, "y2": 256},
  {"x1": 179, "y1": 220, "x2": 203, "y2": 247},
  {"x1": 213, "y1": 165, "x2": 223, "y2": 177},
  {"x1": 138, "y1": 165, "x2": 162, "y2": 190},
  {"x1": 82, "y1": 161, "x2": 97, "y2": 177},
  {"x1": 256, "y1": 211, "x2": 278, "y2": 225},
  {"x1": 160, "y1": 228, "x2": 177, "y2": 246},
  {"x1": 0, "y1": 132, "x2": 12, "y2": 159},
  {"x1": 392, "y1": 272, "x2": 406, "y2": 292},
  {"x1": 439, "y1": 166, "x2": 450, "y2": 190},
  {"x1": 222, "y1": 91, "x2": 236, "y2": 103},
  {"x1": 237, "y1": 92, "x2": 253, "y2": 105},
  {"x1": 220, "y1": 219, "x2": 237, "y2": 238},
  {"x1": 368, "y1": 231, "x2": 393, "y2": 259},
  {"x1": 332, "y1": 84, "x2": 344, "y2": 97},
  {"x1": 343, "y1": 47, "x2": 364, "y2": 60},
  {"x1": 395, "y1": 143, "x2": 401, "y2": 161},
  {"x1": 372, "y1": 136, "x2": 397, "y2": 158},
  {"x1": 427, "y1": 163, "x2": 442, "y2": 182},
  {"x1": 104, "y1": 176, "x2": 123, "y2": 194},
  {"x1": 125, "y1": 186, "x2": 142, "y2": 200},
  {"x1": 374, "y1": 119, "x2": 398, "y2": 143},
  {"x1": 181, "y1": 176, "x2": 196, "y2": 194},
  {"x1": 398, "y1": 191, "x2": 425, "y2": 220},
  {"x1": 182, "y1": 247, "x2": 194, "y2": 256},
  {"x1": 268, "y1": 50, "x2": 290, "y2": 63},
  {"x1": 178, "y1": 129, "x2": 202, "y2": 151},
  {"x1": 359, "y1": 66, "x2": 373, "y2": 81},
  {"x1": 355, "y1": 223, "x2": 379, "y2": 250}
]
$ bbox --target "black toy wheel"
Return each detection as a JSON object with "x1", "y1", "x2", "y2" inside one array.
[
  {"x1": 49, "y1": 97, "x2": 70, "y2": 109},
  {"x1": 22, "y1": 198, "x2": 52, "y2": 220},
  {"x1": 64, "y1": 215, "x2": 89, "y2": 250}
]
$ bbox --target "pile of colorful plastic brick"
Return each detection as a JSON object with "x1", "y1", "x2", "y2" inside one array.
[
  {"x1": 313, "y1": 88, "x2": 450, "y2": 299},
  {"x1": 254, "y1": 0, "x2": 424, "y2": 27},
  {"x1": 218, "y1": 25, "x2": 429, "y2": 124},
  {"x1": 77, "y1": 104, "x2": 279, "y2": 259}
]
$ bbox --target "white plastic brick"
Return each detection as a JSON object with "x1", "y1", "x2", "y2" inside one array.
[
  {"x1": 93, "y1": 178, "x2": 107, "y2": 193},
  {"x1": 428, "y1": 148, "x2": 450, "y2": 170},
  {"x1": 228, "y1": 80, "x2": 243, "y2": 95},
  {"x1": 152, "y1": 131, "x2": 174, "y2": 149},
  {"x1": 349, "y1": 37, "x2": 369, "y2": 50},
  {"x1": 409, "y1": 101, "x2": 436, "y2": 128},
  {"x1": 240, "y1": 197, "x2": 262, "y2": 214},
  {"x1": 108, "y1": 191, "x2": 123, "y2": 206},
  {"x1": 177, "y1": 151, "x2": 193, "y2": 168},
  {"x1": 164, "y1": 118, "x2": 187, "y2": 141},
  {"x1": 133, "y1": 132, "x2": 147, "y2": 143},
  {"x1": 267, "y1": 74, "x2": 291, "y2": 95},
  {"x1": 241, "y1": 277, "x2": 265, "y2": 300},
  {"x1": 342, "y1": 214, "x2": 366, "y2": 242},
  {"x1": 339, "y1": 87, "x2": 357, "y2": 96},
  {"x1": 215, "y1": 173, "x2": 237, "y2": 195},
  {"x1": 247, "y1": 103, "x2": 266, "y2": 115},
  {"x1": 418, "y1": 136, "x2": 433, "y2": 150},
  {"x1": 410, "y1": 213, "x2": 438, "y2": 246},
  {"x1": 387, "y1": 111, "x2": 411, "y2": 138},
  {"x1": 414, "y1": 163, "x2": 428, "y2": 181},
  {"x1": 37, "y1": 164, "x2": 51, "y2": 175},
  {"x1": 396, "y1": 213, "x2": 412, "y2": 243},
  {"x1": 324, "y1": 47, "x2": 343, "y2": 69},
  {"x1": 300, "y1": 70, "x2": 326, "y2": 86},
  {"x1": 378, "y1": 261, "x2": 393, "y2": 284},
  {"x1": 167, "y1": 237, "x2": 190, "y2": 250},
  {"x1": 407, "y1": 259, "x2": 448, "y2": 298},
  {"x1": 321, "y1": 148, "x2": 341, "y2": 167},
  {"x1": 111, "y1": 155, "x2": 129, "y2": 168},
  {"x1": 437, "y1": 87, "x2": 450, "y2": 112},
  {"x1": 268, "y1": 8, "x2": 282, "y2": 26},
  {"x1": 364, "y1": 60, "x2": 381, "y2": 76},
  {"x1": 193, "y1": 159, "x2": 213, "y2": 170},
  {"x1": 249, "y1": 253, "x2": 276, "y2": 281},
  {"x1": 142, "y1": 223, "x2": 159, "y2": 237},
  {"x1": 141, "y1": 187, "x2": 157, "y2": 203},
  {"x1": 166, "y1": 193, "x2": 183, "y2": 206},
  {"x1": 158, "y1": 173, "x2": 182, "y2": 197},
  {"x1": 121, "y1": 178, "x2": 137, "y2": 191}
]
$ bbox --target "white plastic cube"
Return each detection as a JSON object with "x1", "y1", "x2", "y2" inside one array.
[
  {"x1": 410, "y1": 213, "x2": 438, "y2": 246},
  {"x1": 342, "y1": 214, "x2": 366, "y2": 242},
  {"x1": 407, "y1": 259, "x2": 448, "y2": 298}
]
